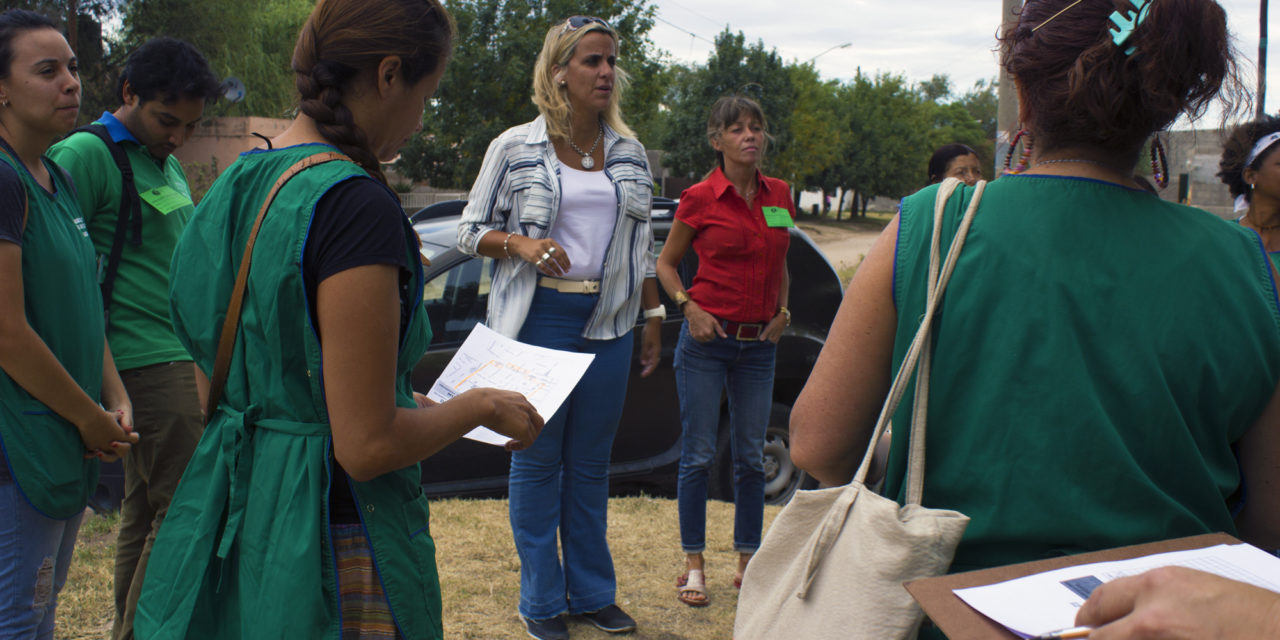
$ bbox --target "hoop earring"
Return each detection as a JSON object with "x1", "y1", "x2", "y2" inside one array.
[
  {"x1": 1004, "y1": 129, "x2": 1033, "y2": 174},
  {"x1": 1150, "y1": 135, "x2": 1168, "y2": 189}
]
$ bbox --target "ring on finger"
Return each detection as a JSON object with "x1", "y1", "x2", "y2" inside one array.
[
  {"x1": 541, "y1": 252, "x2": 551, "y2": 261},
  {"x1": 548, "y1": 246, "x2": 557, "y2": 255},
  {"x1": 536, "y1": 259, "x2": 544, "y2": 266}
]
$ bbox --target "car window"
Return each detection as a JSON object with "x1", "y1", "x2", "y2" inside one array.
[{"x1": 422, "y1": 256, "x2": 493, "y2": 344}]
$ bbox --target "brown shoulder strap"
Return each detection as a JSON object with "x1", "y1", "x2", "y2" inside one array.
[{"x1": 204, "y1": 151, "x2": 351, "y2": 423}]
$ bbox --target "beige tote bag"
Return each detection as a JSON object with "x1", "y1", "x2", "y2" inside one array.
[{"x1": 734, "y1": 177, "x2": 983, "y2": 640}]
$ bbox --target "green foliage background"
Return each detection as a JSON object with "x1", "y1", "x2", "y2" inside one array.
[{"x1": 17, "y1": 0, "x2": 999, "y2": 208}]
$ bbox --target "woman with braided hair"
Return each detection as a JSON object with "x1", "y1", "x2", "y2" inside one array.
[{"x1": 134, "y1": 0, "x2": 543, "y2": 637}]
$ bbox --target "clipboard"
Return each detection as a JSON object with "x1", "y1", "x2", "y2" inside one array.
[{"x1": 904, "y1": 532, "x2": 1240, "y2": 640}]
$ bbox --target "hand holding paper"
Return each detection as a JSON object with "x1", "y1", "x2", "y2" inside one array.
[{"x1": 426, "y1": 324, "x2": 594, "y2": 447}]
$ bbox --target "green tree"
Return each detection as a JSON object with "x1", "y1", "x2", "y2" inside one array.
[
  {"x1": 837, "y1": 72, "x2": 932, "y2": 216},
  {"x1": 120, "y1": 0, "x2": 312, "y2": 118},
  {"x1": 395, "y1": 0, "x2": 662, "y2": 189},
  {"x1": 658, "y1": 29, "x2": 796, "y2": 184},
  {"x1": 772, "y1": 63, "x2": 843, "y2": 214}
]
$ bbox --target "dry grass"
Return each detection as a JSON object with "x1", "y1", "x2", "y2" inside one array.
[
  {"x1": 59, "y1": 497, "x2": 779, "y2": 639},
  {"x1": 58, "y1": 510, "x2": 117, "y2": 639}
]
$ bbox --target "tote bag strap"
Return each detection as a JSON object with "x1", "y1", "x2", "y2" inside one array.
[
  {"x1": 850, "y1": 177, "x2": 986, "y2": 504},
  {"x1": 204, "y1": 151, "x2": 350, "y2": 422}
]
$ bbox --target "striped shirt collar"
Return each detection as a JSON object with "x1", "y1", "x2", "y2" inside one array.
[{"x1": 525, "y1": 114, "x2": 623, "y2": 151}]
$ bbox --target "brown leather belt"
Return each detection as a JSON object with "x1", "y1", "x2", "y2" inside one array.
[
  {"x1": 721, "y1": 320, "x2": 765, "y2": 341},
  {"x1": 538, "y1": 277, "x2": 601, "y2": 294}
]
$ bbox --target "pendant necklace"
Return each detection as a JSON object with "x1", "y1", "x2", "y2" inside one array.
[{"x1": 568, "y1": 122, "x2": 604, "y2": 170}]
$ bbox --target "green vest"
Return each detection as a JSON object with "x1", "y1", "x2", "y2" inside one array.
[
  {"x1": 0, "y1": 150, "x2": 103, "y2": 519},
  {"x1": 47, "y1": 121, "x2": 196, "y2": 370},
  {"x1": 135, "y1": 144, "x2": 440, "y2": 639},
  {"x1": 887, "y1": 176, "x2": 1280, "y2": 575}
]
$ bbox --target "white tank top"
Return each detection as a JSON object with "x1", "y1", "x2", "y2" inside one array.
[{"x1": 551, "y1": 162, "x2": 616, "y2": 280}]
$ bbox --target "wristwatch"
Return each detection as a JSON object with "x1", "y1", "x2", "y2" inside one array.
[
  {"x1": 643, "y1": 305, "x2": 667, "y2": 321},
  {"x1": 673, "y1": 291, "x2": 691, "y2": 308},
  {"x1": 778, "y1": 306, "x2": 792, "y2": 326}
]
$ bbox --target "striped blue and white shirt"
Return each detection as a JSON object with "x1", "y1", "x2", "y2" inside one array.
[{"x1": 458, "y1": 116, "x2": 656, "y2": 340}]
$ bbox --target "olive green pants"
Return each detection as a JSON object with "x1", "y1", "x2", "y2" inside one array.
[{"x1": 112, "y1": 362, "x2": 203, "y2": 640}]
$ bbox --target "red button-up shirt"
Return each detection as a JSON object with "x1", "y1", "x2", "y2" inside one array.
[{"x1": 676, "y1": 167, "x2": 793, "y2": 323}]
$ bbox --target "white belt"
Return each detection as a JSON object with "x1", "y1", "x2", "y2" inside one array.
[{"x1": 538, "y1": 277, "x2": 601, "y2": 294}]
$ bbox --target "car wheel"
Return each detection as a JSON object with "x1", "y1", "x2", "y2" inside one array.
[
  {"x1": 761, "y1": 403, "x2": 816, "y2": 505},
  {"x1": 709, "y1": 402, "x2": 817, "y2": 506}
]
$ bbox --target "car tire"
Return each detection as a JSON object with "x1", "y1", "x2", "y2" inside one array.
[{"x1": 708, "y1": 401, "x2": 817, "y2": 506}]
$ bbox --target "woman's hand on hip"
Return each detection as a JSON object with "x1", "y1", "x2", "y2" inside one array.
[
  {"x1": 684, "y1": 302, "x2": 727, "y2": 342},
  {"x1": 463, "y1": 387, "x2": 544, "y2": 451},
  {"x1": 510, "y1": 235, "x2": 570, "y2": 278},
  {"x1": 761, "y1": 314, "x2": 787, "y2": 344}
]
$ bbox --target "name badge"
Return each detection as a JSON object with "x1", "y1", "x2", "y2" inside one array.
[
  {"x1": 762, "y1": 206, "x2": 794, "y2": 228},
  {"x1": 139, "y1": 185, "x2": 193, "y2": 215}
]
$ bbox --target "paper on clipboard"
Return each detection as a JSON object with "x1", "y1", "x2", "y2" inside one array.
[
  {"x1": 952, "y1": 543, "x2": 1280, "y2": 638},
  {"x1": 425, "y1": 324, "x2": 594, "y2": 446}
]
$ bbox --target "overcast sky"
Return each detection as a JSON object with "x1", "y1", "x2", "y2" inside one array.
[{"x1": 646, "y1": 0, "x2": 1276, "y2": 121}]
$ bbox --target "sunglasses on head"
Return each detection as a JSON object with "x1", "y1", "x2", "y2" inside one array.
[{"x1": 562, "y1": 16, "x2": 611, "y2": 33}]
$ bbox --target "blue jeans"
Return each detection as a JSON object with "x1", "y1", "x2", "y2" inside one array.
[
  {"x1": 674, "y1": 320, "x2": 776, "y2": 554},
  {"x1": 509, "y1": 287, "x2": 632, "y2": 619},
  {"x1": 0, "y1": 476, "x2": 84, "y2": 640}
]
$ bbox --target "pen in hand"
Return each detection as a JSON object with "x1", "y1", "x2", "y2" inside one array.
[{"x1": 1031, "y1": 626, "x2": 1092, "y2": 640}]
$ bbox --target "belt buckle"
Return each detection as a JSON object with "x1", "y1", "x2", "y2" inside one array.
[
  {"x1": 736, "y1": 323, "x2": 762, "y2": 340},
  {"x1": 582, "y1": 280, "x2": 601, "y2": 294}
]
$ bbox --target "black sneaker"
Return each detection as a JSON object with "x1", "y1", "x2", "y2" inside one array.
[
  {"x1": 580, "y1": 604, "x2": 636, "y2": 634},
  {"x1": 521, "y1": 614, "x2": 569, "y2": 640}
]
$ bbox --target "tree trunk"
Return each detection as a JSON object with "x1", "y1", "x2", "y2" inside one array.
[
  {"x1": 793, "y1": 187, "x2": 803, "y2": 216},
  {"x1": 861, "y1": 195, "x2": 870, "y2": 217},
  {"x1": 66, "y1": 0, "x2": 78, "y2": 52},
  {"x1": 836, "y1": 188, "x2": 846, "y2": 221}
]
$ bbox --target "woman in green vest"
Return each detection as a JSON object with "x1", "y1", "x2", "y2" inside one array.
[
  {"x1": 134, "y1": 0, "x2": 543, "y2": 638},
  {"x1": 0, "y1": 9, "x2": 137, "y2": 638},
  {"x1": 791, "y1": 0, "x2": 1280, "y2": 619}
]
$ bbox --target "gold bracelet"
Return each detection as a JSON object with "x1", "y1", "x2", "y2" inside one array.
[{"x1": 778, "y1": 306, "x2": 791, "y2": 326}]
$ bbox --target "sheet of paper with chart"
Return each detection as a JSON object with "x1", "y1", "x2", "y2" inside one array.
[
  {"x1": 952, "y1": 543, "x2": 1280, "y2": 638},
  {"x1": 426, "y1": 323, "x2": 595, "y2": 446}
]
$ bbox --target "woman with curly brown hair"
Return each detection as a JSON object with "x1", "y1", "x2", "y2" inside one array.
[
  {"x1": 1220, "y1": 115, "x2": 1280, "y2": 265},
  {"x1": 133, "y1": 0, "x2": 543, "y2": 637},
  {"x1": 792, "y1": 2, "x2": 1280, "y2": 634}
]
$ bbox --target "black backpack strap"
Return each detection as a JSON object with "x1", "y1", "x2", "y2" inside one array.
[
  {"x1": 73, "y1": 123, "x2": 141, "y2": 327},
  {"x1": 0, "y1": 143, "x2": 30, "y2": 233}
]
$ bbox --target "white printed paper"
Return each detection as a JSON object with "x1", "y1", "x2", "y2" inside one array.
[
  {"x1": 426, "y1": 324, "x2": 594, "y2": 446},
  {"x1": 953, "y1": 543, "x2": 1280, "y2": 638}
]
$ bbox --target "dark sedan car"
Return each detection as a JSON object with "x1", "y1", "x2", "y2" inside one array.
[
  {"x1": 88, "y1": 197, "x2": 843, "y2": 513},
  {"x1": 411, "y1": 198, "x2": 843, "y2": 505}
]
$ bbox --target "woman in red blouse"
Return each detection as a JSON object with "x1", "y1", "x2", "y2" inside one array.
[{"x1": 656, "y1": 95, "x2": 793, "y2": 608}]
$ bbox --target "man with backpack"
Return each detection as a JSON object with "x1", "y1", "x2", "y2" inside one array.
[{"x1": 47, "y1": 37, "x2": 220, "y2": 640}]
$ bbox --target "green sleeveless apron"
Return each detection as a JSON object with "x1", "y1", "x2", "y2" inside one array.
[
  {"x1": 0, "y1": 148, "x2": 103, "y2": 519},
  {"x1": 135, "y1": 144, "x2": 440, "y2": 639},
  {"x1": 887, "y1": 176, "x2": 1280, "y2": 577}
]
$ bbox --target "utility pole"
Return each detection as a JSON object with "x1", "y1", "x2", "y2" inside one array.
[
  {"x1": 1261, "y1": 0, "x2": 1269, "y2": 117},
  {"x1": 996, "y1": 0, "x2": 1022, "y2": 174}
]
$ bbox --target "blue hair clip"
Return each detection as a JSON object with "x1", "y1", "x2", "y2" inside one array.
[{"x1": 1109, "y1": 0, "x2": 1154, "y2": 56}]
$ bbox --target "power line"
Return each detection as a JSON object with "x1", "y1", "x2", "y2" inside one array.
[
  {"x1": 653, "y1": 13, "x2": 717, "y2": 45},
  {"x1": 661, "y1": 0, "x2": 725, "y2": 29}
]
